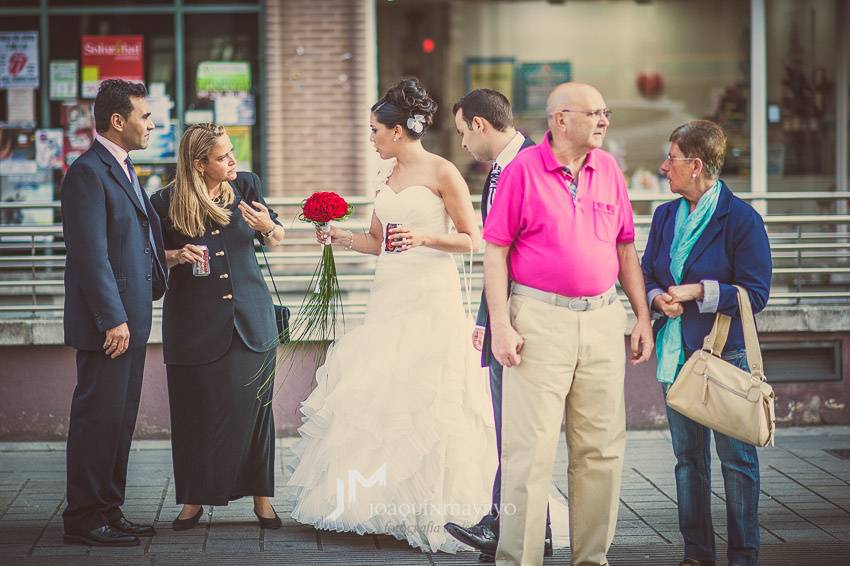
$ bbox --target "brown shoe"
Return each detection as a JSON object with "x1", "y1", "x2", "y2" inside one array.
[{"x1": 679, "y1": 560, "x2": 715, "y2": 566}]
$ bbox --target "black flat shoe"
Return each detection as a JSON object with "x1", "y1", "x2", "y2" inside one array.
[
  {"x1": 254, "y1": 508, "x2": 282, "y2": 529},
  {"x1": 63, "y1": 525, "x2": 140, "y2": 547},
  {"x1": 109, "y1": 517, "x2": 156, "y2": 537},
  {"x1": 172, "y1": 506, "x2": 204, "y2": 531}
]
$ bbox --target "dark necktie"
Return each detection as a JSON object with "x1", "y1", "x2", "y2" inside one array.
[
  {"x1": 125, "y1": 156, "x2": 165, "y2": 282},
  {"x1": 487, "y1": 162, "x2": 502, "y2": 210},
  {"x1": 562, "y1": 166, "x2": 579, "y2": 200}
]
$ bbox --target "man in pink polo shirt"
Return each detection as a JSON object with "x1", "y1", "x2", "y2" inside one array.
[{"x1": 483, "y1": 82, "x2": 653, "y2": 566}]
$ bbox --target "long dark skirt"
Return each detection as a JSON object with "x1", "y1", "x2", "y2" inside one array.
[{"x1": 167, "y1": 330, "x2": 276, "y2": 505}]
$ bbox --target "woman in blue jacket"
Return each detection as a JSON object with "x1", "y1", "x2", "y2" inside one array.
[{"x1": 641, "y1": 120, "x2": 772, "y2": 566}]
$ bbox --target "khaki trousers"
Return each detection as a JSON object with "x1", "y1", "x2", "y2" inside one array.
[{"x1": 495, "y1": 294, "x2": 627, "y2": 566}]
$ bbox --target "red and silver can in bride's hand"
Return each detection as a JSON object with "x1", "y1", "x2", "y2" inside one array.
[
  {"x1": 192, "y1": 245, "x2": 211, "y2": 276},
  {"x1": 384, "y1": 223, "x2": 403, "y2": 253}
]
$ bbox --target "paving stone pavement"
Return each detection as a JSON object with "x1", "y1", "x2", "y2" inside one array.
[{"x1": 1, "y1": 427, "x2": 849, "y2": 565}]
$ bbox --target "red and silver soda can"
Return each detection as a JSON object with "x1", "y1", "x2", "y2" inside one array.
[
  {"x1": 385, "y1": 223, "x2": 403, "y2": 253},
  {"x1": 193, "y1": 245, "x2": 211, "y2": 276}
]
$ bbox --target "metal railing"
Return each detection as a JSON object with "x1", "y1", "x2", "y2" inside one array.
[{"x1": 1, "y1": 192, "x2": 849, "y2": 318}]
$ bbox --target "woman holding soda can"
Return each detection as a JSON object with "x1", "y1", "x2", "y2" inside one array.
[
  {"x1": 150, "y1": 123, "x2": 285, "y2": 531},
  {"x1": 290, "y1": 79, "x2": 495, "y2": 553}
]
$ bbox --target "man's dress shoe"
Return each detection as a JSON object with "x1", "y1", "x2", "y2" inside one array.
[
  {"x1": 63, "y1": 525, "x2": 140, "y2": 546},
  {"x1": 109, "y1": 517, "x2": 156, "y2": 537},
  {"x1": 444, "y1": 521, "x2": 498, "y2": 555},
  {"x1": 445, "y1": 520, "x2": 553, "y2": 562}
]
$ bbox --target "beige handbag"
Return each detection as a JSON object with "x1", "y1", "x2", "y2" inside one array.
[{"x1": 665, "y1": 285, "x2": 776, "y2": 447}]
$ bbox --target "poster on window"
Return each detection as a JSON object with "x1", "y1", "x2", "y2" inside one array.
[
  {"x1": 196, "y1": 62, "x2": 251, "y2": 97},
  {"x1": 0, "y1": 32, "x2": 39, "y2": 89},
  {"x1": 35, "y1": 129, "x2": 65, "y2": 170},
  {"x1": 131, "y1": 120, "x2": 176, "y2": 163},
  {"x1": 464, "y1": 57, "x2": 515, "y2": 99},
  {"x1": 227, "y1": 126, "x2": 252, "y2": 172},
  {"x1": 81, "y1": 35, "x2": 144, "y2": 98},
  {"x1": 0, "y1": 129, "x2": 37, "y2": 176},
  {"x1": 515, "y1": 62, "x2": 572, "y2": 115},
  {"x1": 50, "y1": 60, "x2": 78, "y2": 100},
  {"x1": 214, "y1": 93, "x2": 255, "y2": 126},
  {"x1": 4, "y1": 88, "x2": 36, "y2": 127},
  {"x1": 60, "y1": 101, "x2": 95, "y2": 167},
  {"x1": 0, "y1": 171, "x2": 54, "y2": 242}
]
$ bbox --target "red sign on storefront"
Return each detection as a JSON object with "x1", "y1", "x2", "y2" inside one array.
[{"x1": 81, "y1": 35, "x2": 144, "y2": 98}]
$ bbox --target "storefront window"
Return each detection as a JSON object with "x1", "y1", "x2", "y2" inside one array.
[
  {"x1": 47, "y1": 14, "x2": 177, "y2": 195},
  {"x1": 767, "y1": 0, "x2": 843, "y2": 211},
  {"x1": 48, "y1": 0, "x2": 172, "y2": 5},
  {"x1": 0, "y1": 0, "x2": 262, "y2": 229},
  {"x1": 378, "y1": 0, "x2": 752, "y2": 206},
  {"x1": 1, "y1": 17, "x2": 48, "y2": 227},
  {"x1": 184, "y1": 12, "x2": 260, "y2": 173}
]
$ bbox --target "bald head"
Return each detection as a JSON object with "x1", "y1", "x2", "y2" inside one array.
[
  {"x1": 546, "y1": 82, "x2": 610, "y2": 154},
  {"x1": 545, "y1": 82, "x2": 604, "y2": 116}
]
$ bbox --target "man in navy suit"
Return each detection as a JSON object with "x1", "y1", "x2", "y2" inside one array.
[
  {"x1": 445, "y1": 89, "x2": 546, "y2": 563},
  {"x1": 61, "y1": 79, "x2": 166, "y2": 546}
]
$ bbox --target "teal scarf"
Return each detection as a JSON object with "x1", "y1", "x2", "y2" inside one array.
[{"x1": 655, "y1": 182, "x2": 721, "y2": 384}]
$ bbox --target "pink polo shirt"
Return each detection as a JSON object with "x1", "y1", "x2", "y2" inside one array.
[{"x1": 483, "y1": 132, "x2": 635, "y2": 297}]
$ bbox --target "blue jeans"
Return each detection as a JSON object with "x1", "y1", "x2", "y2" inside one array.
[
  {"x1": 488, "y1": 360, "x2": 551, "y2": 538},
  {"x1": 663, "y1": 349, "x2": 760, "y2": 566}
]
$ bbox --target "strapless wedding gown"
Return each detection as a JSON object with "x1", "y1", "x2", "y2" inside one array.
[{"x1": 287, "y1": 182, "x2": 498, "y2": 553}]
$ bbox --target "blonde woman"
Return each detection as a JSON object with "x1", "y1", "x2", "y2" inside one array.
[{"x1": 150, "y1": 124, "x2": 285, "y2": 531}]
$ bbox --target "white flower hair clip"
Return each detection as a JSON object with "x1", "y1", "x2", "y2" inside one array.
[{"x1": 406, "y1": 114, "x2": 425, "y2": 134}]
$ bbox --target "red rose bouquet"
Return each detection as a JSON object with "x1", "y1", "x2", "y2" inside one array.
[
  {"x1": 256, "y1": 192, "x2": 353, "y2": 398},
  {"x1": 294, "y1": 192, "x2": 352, "y2": 340},
  {"x1": 257, "y1": 192, "x2": 353, "y2": 398},
  {"x1": 299, "y1": 191, "x2": 352, "y2": 224}
]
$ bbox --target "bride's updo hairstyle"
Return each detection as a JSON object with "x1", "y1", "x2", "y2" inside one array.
[{"x1": 371, "y1": 78, "x2": 438, "y2": 140}]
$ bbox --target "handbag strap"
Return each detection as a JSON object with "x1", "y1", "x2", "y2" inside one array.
[
  {"x1": 703, "y1": 313, "x2": 731, "y2": 355},
  {"x1": 230, "y1": 178, "x2": 283, "y2": 307},
  {"x1": 735, "y1": 285, "x2": 765, "y2": 380},
  {"x1": 700, "y1": 285, "x2": 765, "y2": 381},
  {"x1": 260, "y1": 246, "x2": 284, "y2": 307}
]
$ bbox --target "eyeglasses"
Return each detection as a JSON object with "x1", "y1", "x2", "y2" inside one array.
[
  {"x1": 663, "y1": 154, "x2": 697, "y2": 164},
  {"x1": 555, "y1": 108, "x2": 613, "y2": 120}
]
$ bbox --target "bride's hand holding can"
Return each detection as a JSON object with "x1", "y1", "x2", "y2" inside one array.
[{"x1": 389, "y1": 226, "x2": 424, "y2": 252}]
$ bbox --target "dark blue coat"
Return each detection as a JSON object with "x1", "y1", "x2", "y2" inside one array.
[
  {"x1": 150, "y1": 172, "x2": 279, "y2": 366},
  {"x1": 641, "y1": 181, "x2": 772, "y2": 353},
  {"x1": 478, "y1": 136, "x2": 535, "y2": 367},
  {"x1": 61, "y1": 140, "x2": 167, "y2": 351}
]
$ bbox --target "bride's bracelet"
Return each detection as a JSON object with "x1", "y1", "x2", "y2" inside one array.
[{"x1": 345, "y1": 230, "x2": 354, "y2": 250}]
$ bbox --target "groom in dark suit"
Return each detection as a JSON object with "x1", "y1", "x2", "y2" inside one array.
[
  {"x1": 61, "y1": 79, "x2": 167, "y2": 546},
  {"x1": 446, "y1": 89, "x2": 546, "y2": 563}
]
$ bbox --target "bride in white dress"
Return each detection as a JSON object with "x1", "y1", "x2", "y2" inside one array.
[{"x1": 287, "y1": 79, "x2": 497, "y2": 553}]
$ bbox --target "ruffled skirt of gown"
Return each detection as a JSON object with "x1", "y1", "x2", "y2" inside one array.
[{"x1": 288, "y1": 250, "x2": 497, "y2": 553}]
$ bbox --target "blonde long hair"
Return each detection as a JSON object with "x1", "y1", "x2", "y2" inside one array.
[{"x1": 168, "y1": 123, "x2": 234, "y2": 237}]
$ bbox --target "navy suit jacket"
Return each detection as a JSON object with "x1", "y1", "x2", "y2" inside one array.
[
  {"x1": 641, "y1": 181, "x2": 772, "y2": 354},
  {"x1": 478, "y1": 136, "x2": 535, "y2": 367},
  {"x1": 61, "y1": 140, "x2": 167, "y2": 351}
]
